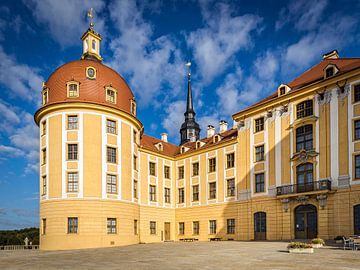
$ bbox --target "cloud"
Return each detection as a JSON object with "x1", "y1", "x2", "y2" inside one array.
[
  {"x1": 187, "y1": 2, "x2": 262, "y2": 83},
  {"x1": 0, "y1": 145, "x2": 24, "y2": 157},
  {"x1": 0, "y1": 46, "x2": 43, "y2": 104},
  {"x1": 162, "y1": 100, "x2": 186, "y2": 140},
  {"x1": 25, "y1": 0, "x2": 106, "y2": 47},
  {"x1": 275, "y1": 0, "x2": 328, "y2": 31},
  {"x1": 108, "y1": 0, "x2": 184, "y2": 107}
]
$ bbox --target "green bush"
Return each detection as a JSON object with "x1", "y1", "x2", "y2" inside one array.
[
  {"x1": 287, "y1": 242, "x2": 313, "y2": 249},
  {"x1": 311, "y1": 238, "x2": 325, "y2": 245},
  {"x1": 0, "y1": 228, "x2": 39, "y2": 246}
]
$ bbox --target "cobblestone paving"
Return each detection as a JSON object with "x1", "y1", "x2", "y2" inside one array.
[{"x1": 0, "y1": 241, "x2": 359, "y2": 270}]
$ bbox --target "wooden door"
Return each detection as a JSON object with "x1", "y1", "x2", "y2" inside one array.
[
  {"x1": 254, "y1": 212, "x2": 266, "y2": 240},
  {"x1": 164, "y1": 222, "x2": 170, "y2": 241}
]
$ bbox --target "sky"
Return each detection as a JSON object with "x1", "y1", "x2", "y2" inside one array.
[{"x1": 0, "y1": 0, "x2": 359, "y2": 229}]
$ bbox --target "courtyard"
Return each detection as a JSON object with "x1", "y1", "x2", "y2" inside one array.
[{"x1": 0, "y1": 241, "x2": 359, "y2": 270}]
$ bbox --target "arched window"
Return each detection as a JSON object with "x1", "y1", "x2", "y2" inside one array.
[
  {"x1": 296, "y1": 100, "x2": 313, "y2": 119},
  {"x1": 92, "y1": 39, "x2": 96, "y2": 50},
  {"x1": 296, "y1": 124, "x2": 313, "y2": 152},
  {"x1": 296, "y1": 163, "x2": 313, "y2": 192}
]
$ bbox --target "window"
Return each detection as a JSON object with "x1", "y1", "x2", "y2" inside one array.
[
  {"x1": 42, "y1": 148, "x2": 46, "y2": 165},
  {"x1": 133, "y1": 180, "x2": 138, "y2": 199},
  {"x1": 107, "y1": 218, "x2": 117, "y2": 234},
  {"x1": 296, "y1": 125, "x2": 313, "y2": 152},
  {"x1": 133, "y1": 155, "x2": 137, "y2": 170},
  {"x1": 106, "y1": 119, "x2": 116, "y2": 134},
  {"x1": 42, "y1": 89, "x2": 48, "y2": 105},
  {"x1": 149, "y1": 185, "x2": 156, "y2": 202},
  {"x1": 296, "y1": 100, "x2": 313, "y2": 119},
  {"x1": 192, "y1": 162, "x2": 199, "y2": 176},
  {"x1": 133, "y1": 130, "x2": 137, "y2": 144},
  {"x1": 42, "y1": 176, "x2": 46, "y2": 195},
  {"x1": 227, "y1": 219, "x2": 235, "y2": 234},
  {"x1": 296, "y1": 163, "x2": 313, "y2": 192},
  {"x1": 354, "y1": 85, "x2": 360, "y2": 103},
  {"x1": 86, "y1": 67, "x2": 96, "y2": 79},
  {"x1": 164, "y1": 187, "x2": 171, "y2": 203},
  {"x1": 134, "y1": 220, "x2": 138, "y2": 235},
  {"x1": 179, "y1": 222, "x2": 185, "y2": 235},
  {"x1": 214, "y1": 135, "x2": 220, "y2": 143},
  {"x1": 178, "y1": 166, "x2": 184, "y2": 179},
  {"x1": 209, "y1": 220, "x2": 216, "y2": 234},
  {"x1": 227, "y1": 178, "x2": 235, "y2": 197},
  {"x1": 255, "y1": 173, "x2": 265, "y2": 193},
  {"x1": 107, "y1": 147, "x2": 117, "y2": 163},
  {"x1": 92, "y1": 39, "x2": 96, "y2": 50},
  {"x1": 279, "y1": 86, "x2": 286, "y2": 95},
  {"x1": 255, "y1": 145, "x2": 265, "y2": 162},
  {"x1": 106, "y1": 174, "x2": 117, "y2": 193},
  {"x1": 42, "y1": 218, "x2": 46, "y2": 235},
  {"x1": 209, "y1": 182, "x2": 216, "y2": 199},
  {"x1": 106, "y1": 88, "x2": 116, "y2": 103},
  {"x1": 68, "y1": 83, "x2": 78, "y2": 97},
  {"x1": 164, "y1": 166, "x2": 170, "y2": 179},
  {"x1": 149, "y1": 162, "x2": 156, "y2": 176},
  {"x1": 42, "y1": 120, "x2": 46, "y2": 136},
  {"x1": 226, "y1": 153, "x2": 235, "y2": 168},
  {"x1": 67, "y1": 172, "x2": 78, "y2": 192},
  {"x1": 209, "y1": 158, "x2": 216, "y2": 173},
  {"x1": 255, "y1": 117, "x2": 264, "y2": 132},
  {"x1": 355, "y1": 155, "x2": 360, "y2": 179},
  {"x1": 178, "y1": 188, "x2": 184, "y2": 204},
  {"x1": 355, "y1": 120, "x2": 360, "y2": 140},
  {"x1": 67, "y1": 144, "x2": 78, "y2": 160},
  {"x1": 150, "y1": 221, "x2": 156, "y2": 235},
  {"x1": 193, "y1": 221, "x2": 199, "y2": 235},
  {"x1": 325, "y1": 67, "x2": 334, "y2": 78},
  {"x1": 68, "y1": 217, "x2": 78, "y2": 234},
  {"x1": 192, "y1": 185, "x2": 199, "y2": 201},
  {"x1": 67, "y1": 115, "x2": 78, "y2": 130}
]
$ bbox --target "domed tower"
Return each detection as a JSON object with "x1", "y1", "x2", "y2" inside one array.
[{"x1": 34, "y1": 11, "x2": 142, "y2": 250}]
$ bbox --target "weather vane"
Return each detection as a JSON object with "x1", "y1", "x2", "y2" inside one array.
[
  {"x1": 186, "y1": 61, "x2": 191, "y2": 77},
  {"x1": 87, "y1": 8, "x2": 94, "y2": 29}
]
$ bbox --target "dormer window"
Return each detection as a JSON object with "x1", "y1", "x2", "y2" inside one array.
[
  {"x1": 196, "y1": 141, "x2": 201, "y2": 149},
  {"x1": 324, "y1": 64, "x2": 339, "y2": 78},
  {"x1": 181, "y1": 146, "x2": 185, "y2": 154},
  {"x1": 42, "y1": 88, "x2": 48, "y2": 105},
  {"x1": 155, "y1": 143, "x2": 163, "y2": 152},
  {"x1": 67, "y1": 81, "x2": 79, "y2": 98},
  {"x1": 279, "y1": 87, "x2": 285, "y2": 95},
  {"x1": 213, "y1": 135, "x2": 221, "y2": 143},
  {"x1": 106, "y1": 87, "x2": 117, "y2": 104},
  {"x1": 277, "y1": 84, "x2": 290, "y2": 97}
]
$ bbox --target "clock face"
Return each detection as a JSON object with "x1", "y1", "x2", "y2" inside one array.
[{"x1": 87, "y1": 68, "x2": 95, "y2": 78}]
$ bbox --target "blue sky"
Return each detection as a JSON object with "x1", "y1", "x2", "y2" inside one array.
[{"x1": 0, "y1": 0, "x2": 359, "y2": 229}]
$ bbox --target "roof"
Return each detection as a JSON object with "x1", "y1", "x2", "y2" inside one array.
[
  {"x1": 44, "y1": 59, "x2": 135, "y2": 114},
  {"x1": 233, "y1": 57, "x2": 360, "y2": 118},
  {"x1": 140, "y1": 128, "x2": 238, "y2": 158}
]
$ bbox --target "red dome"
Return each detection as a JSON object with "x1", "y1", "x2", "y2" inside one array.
[{"x1": 44, "y1": 59, "x2": 134, "y2": 114}]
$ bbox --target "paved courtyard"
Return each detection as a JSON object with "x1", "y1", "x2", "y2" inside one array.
[{"x1": 0, "y1": 241, "x2": 359, "y2": 270}]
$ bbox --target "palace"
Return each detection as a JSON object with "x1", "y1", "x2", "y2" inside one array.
[{"x1": 34, "y1": 21, "x2": 360, "y2": 250}]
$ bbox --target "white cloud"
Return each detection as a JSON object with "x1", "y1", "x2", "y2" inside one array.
[
  {"x1": 108, "y1": 0, "x2": 184, "y2": 107},
  {"x1": 187, "y1": 2, "x2": 262, "y2": 83},
  {"x1": 0, "y1": 46, "x2": 43, "y2": 104},
  {"x1": 162, "y1": 100, "x2": 186, "y2": 140},
  {"x1": 254, "y1": 51, "x2": 278, "y2": 81},
  {"x1": 275, "y1": 0, "x2": 328, "y2": 31},
  {"x1": 0, "y1": 145, "x2": 24, "y2": 157},
  {"x1": 25, "y1": 0, "x2": 106, "y2": 47}
]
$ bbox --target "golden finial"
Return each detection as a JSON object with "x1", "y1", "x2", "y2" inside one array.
[
  {"x1": 186, "y1": 61, "x2": 191, "y2": 77},
  {"x1": 87, "y1": 8, "x2": 94, "y2": 29}
]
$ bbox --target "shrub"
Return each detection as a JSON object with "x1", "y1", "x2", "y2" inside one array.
[
  {"x1": 311, "y1": 238, "x2": 325, "y2": 245},
  {"x1": 334, "y1": 236, "x2": 344, "y2": 241},
  {"x1": 287, "y1": 242, "x2": 313, "y2": 249}
]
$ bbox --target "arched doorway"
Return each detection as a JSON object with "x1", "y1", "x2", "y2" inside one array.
[
  {"x1": 295, "y1": 204, "x2": 317, "y2": 239},
  {"x1": 254, "y1": 212, "x2": 266, "y2": 240},
  {"x1": 354, "y1": 205, "x2": 360, "y2": 235}
]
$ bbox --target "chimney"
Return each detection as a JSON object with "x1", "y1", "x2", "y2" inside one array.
[
  {"x1": 219, "y1": 120, "x2": 228, "y2": 133},
  {"x1": 161, "y1": 133, "x2": 168, "y2": 142},
  {"x1": 323, "y1": 50, "x2": 339, "y2": 60},
  {"x1": 207, "y1": 125, "x2": 215, "y2": 138}
]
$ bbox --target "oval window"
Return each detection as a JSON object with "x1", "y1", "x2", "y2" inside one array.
[{"x1": 87, "y1": 67, "x2": 95, "y2": 78}]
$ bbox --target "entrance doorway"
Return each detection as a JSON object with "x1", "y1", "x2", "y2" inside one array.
[
  {"x1": 164, "y1": 222, "x2": 170, "y2": 241},
  {"x1": 254, "y1": 212, "x2": 266, "y2": 240},
  {"x1": 354, "y1": 205, "x2": 360, "y2": 235},
  {"x1": 295, "y1": 204, "x2": 317, "y2": 239}
]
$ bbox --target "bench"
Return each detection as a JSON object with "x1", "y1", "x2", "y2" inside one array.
[
  {"x1": 180, "y1": 238, "x2": 198, "y2": 242},
  {"x1": 209, "y1": 237, "x2": 222, "y2": 241}
]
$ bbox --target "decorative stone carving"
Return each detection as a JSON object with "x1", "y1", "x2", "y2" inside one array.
[
  {"x1": 338, "y1": 175, "x2": 350, "y2": 188},
  {"x1": 238, "y1": 119, "x2": 251, "y2": 132},
  {"x1": 281, "y1": 198, "x2": 290, "y2": 212},
  {"x1": 317, "y1": 194, "x2": 328, "y2": 209},
  {"x1": 316, "y1": 91, "x2": 332, "y2": 105},
  {"x1": 296, "y1": 195, "x2": 309, "y2": 205},
  {"x1": 337, "y1": 83, "x2": 350, "y2": 100}
]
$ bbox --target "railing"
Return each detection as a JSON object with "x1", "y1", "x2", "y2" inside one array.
[
  {"x1": 276, "y1": 179, "x2": 331, "y2": 196},
  {"x1": 0, "y1": 245, "x2": 39, "y2": 250}
]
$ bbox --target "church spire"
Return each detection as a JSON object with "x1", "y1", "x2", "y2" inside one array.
[
  {"x1": 179, "y1": 61, "x2": 201, "y2": 145},
  {"x1": 81, "y1": 8, "x2": 102, "y2": 62}
]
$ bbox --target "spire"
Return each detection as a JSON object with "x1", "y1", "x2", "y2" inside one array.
[
  {"x1": 81, "y1": 8, "x2": 102, "y2": 62},
  {"x1": 179, "y1": 61, "x2": 201, "y2": 145}
]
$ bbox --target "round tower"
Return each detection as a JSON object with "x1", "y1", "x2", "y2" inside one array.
[{"x1": 34, "y1": 15, "x2": 142, "y2": 250}]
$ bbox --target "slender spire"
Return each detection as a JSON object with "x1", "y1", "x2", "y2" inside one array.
[
  {"x1": 87, "y1": 8, "x2": 94, "y2": 29},
  {"x1": 185, "y1": 61, "x2": 194, "y2": 116}
]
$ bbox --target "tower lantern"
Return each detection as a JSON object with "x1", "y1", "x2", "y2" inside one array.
[{"x1": 81, "y1": 8, "x2": 102, "y2": 62}]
